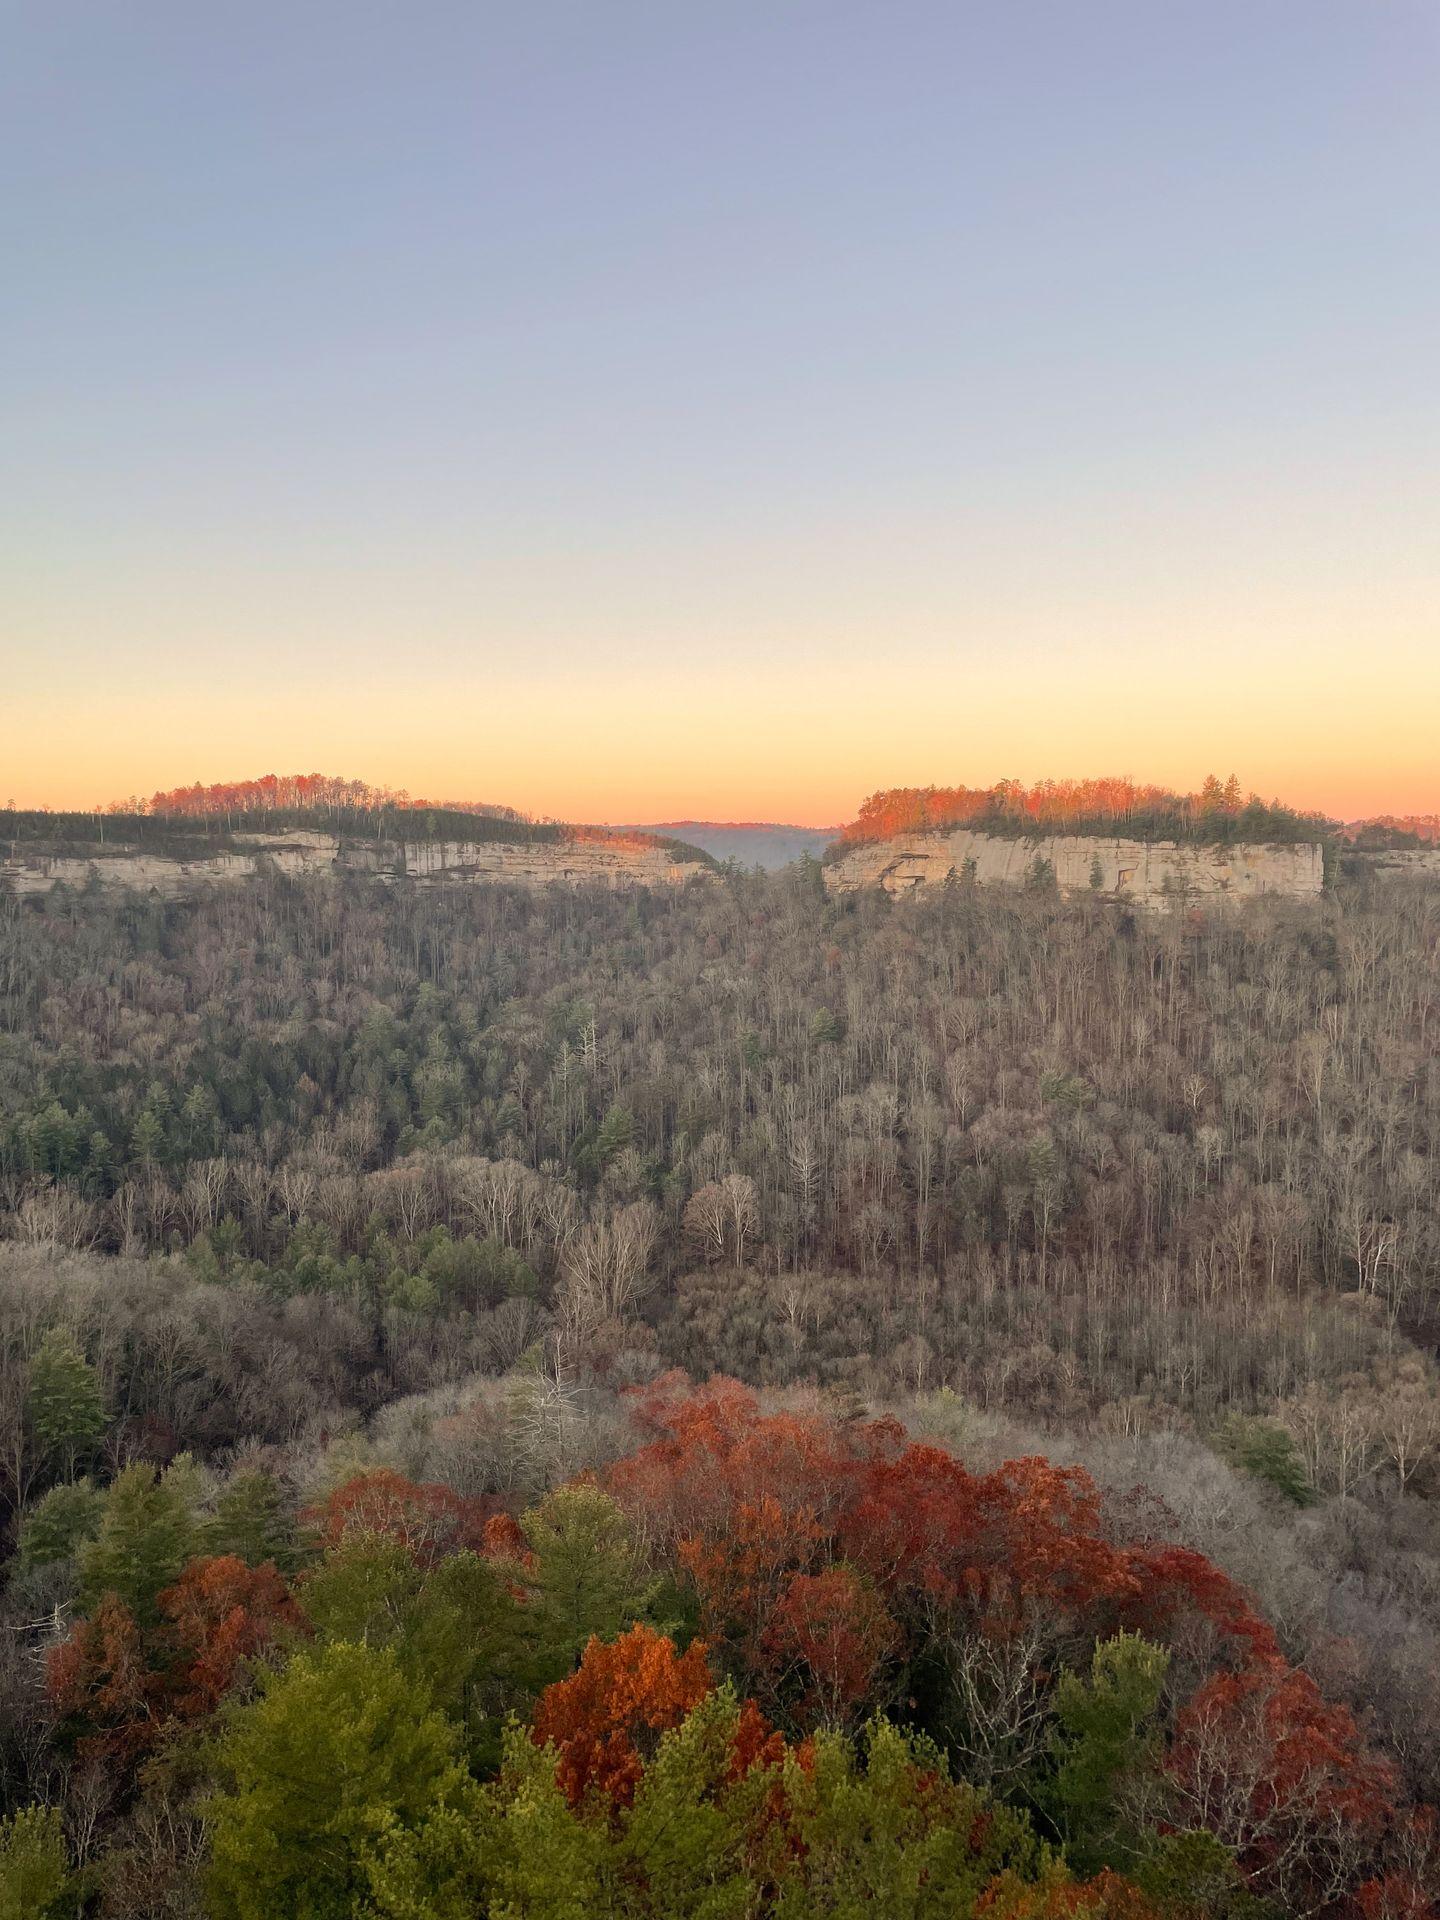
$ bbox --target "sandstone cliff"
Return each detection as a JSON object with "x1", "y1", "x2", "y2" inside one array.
[
  {"x1": 823, "y1": 830, "x2": 1325, "y2": 910},
  {"x1": 1, "y1": 829, "x2": 713, "y2": 899}
]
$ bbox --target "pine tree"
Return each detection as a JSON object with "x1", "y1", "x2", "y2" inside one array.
[
  {"x1": 1039, "y1": 1632, "x2": 1169, "y2": 1873},
  {"x1": 130, "y1": 1106, "x2": 165, "y2": 1169},
  {"x1": 206, "y1": 1642, "x2": 469, "y2": 1920},
  {"x1": 79, "y1": 1460, "x2": 198, "y2": 1627},
  {"x1": 18, "y1": 1478, "x2": 106, "y2": 1571},
  {"x1": 522, "y1": 1485, "x2": 648, "y2": 1674},
  {"x1": 0, "y1": 1805, "x2": 72, "y2": 1920},
  {"x1": 595, "y1": 1104, "x2": 636, "y2": 1165},
  {"x1": 26, "y1": 1330, "x2": 106, "y2": 1479},
  {"x1": 205, "y1": 1470, "x2": 297, "y2": 1571}
]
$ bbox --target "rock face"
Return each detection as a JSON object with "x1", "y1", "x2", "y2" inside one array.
[
  {"x1": 824, "y1": 831, "x2": 1325, "y2": 910},
  {"x1": 1, "y1": 830, "x2": 713, "y2": 899}
]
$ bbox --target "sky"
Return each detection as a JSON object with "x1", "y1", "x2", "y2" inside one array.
[{"x1": 3, "y1": 2, "x2": 1438, "y2": 825}]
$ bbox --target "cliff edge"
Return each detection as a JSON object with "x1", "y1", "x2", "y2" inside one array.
[{"x1": 823, "y1": 829, "x2": 1325, "y2": 909}]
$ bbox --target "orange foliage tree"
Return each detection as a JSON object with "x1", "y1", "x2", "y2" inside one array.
[
  {"x1": 48, "y1": 1554, "x2": 305, "y2": 1761},
  {"x1": 159, "y1": 1553, "x2": 307, "y2": 1719},
  {"x1": 836, "y1": 774, "x2": 1328, "y2": 848},
  {"x1": 305, "y1": 1469, "x2": 492, "y2": 1568},
  {"x1": 47, "y1": 1594, "x2": 162, "y2": 1763},
  {"x1": 530, "y1": 1623, "x2": 714, "y2": 1806},
  {"x1": 761, "y1": 1565, "x2": 899, "y2": 1730}
]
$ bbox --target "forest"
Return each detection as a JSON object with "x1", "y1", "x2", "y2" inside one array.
[
  {"x1": 0, "y1": 857, "x2": 1438, "y2": 1915},
  {"x1": 834, "y1": 777, "x2": 1336, "y2": 849}
]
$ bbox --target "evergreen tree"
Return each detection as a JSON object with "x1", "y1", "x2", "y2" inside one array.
[
  {"x1": 205, "y1": 1470, "x2": 297, "y2": 1571},
  {"x1": 207, "y1": 1641, "x2": 470, "y2": 1920},
  {"x1": 1038, "y1": 1632, "x2": 1168, "y2": 1872},
  {"x1": 18, "y1": 1478, "x2": 106, "y2": 1571},
  {"x1": 0, "y1": 1805, "x2": 72, "y2": 1920},
  {"x1": 522, "y1": 1485, "x2": 649, "y2": 1674},
  {"x1": 26, "y1": 1331, "x2": 106, "y2": 1480},
  {"x1": 129, "y1": 1106, "x2": 165, "y2": 1169},
  {"x1": 595, "y1": 1104, "x2": 636, "y2": 1165},
  {"x1": 79, "y1": 1460, "x2": 198, "y2": 1627},
  {"x1": 1215, "y1": 1416, "x2": 1316, "y2": 1507}
]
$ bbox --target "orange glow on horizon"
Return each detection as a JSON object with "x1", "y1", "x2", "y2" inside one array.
[{"x1": 8, "y1": 610, "x2": 1437, "y2": 829}]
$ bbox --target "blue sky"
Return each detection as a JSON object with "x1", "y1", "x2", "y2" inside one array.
[{"x1": 4, "y1": 3, "x2": 1438, "y2": 820}]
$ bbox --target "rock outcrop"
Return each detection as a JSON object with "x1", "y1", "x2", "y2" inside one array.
[
  {"x1": 824, "y1": 830, "x2": 1325, "y2": 910},
  {"x1": 1, "y1": 830, "x2": 713, "y2": 900}
]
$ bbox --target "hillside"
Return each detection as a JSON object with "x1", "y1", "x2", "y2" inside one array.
[{"x1": 4, "y1": 862, "x2": 1440, "y2": 1917}]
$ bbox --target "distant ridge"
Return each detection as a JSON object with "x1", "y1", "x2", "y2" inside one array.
[{"x1": 626, "y1": 821, "x2": 840, "y2": 870}]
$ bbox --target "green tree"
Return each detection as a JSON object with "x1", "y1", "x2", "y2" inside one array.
[
  {"x1": 26, "y1": 1331, "x2": 106, "y2": 1479},
  {"x1": 207, "y1": 1641, "x2": 470, "y2": 1920},
  {"x1": 595, "y1": 1104, "x2": 636, "y2": 1166},
  {"x1": 129, "y1": 1106, "x2": 166, "y2": 1169},
  {"x1": 79, "y1": 1460, "x2": 198, "y2": 1627},
  {"x1": 767, "y1": 1717, "x2": 1036, "y2": 1915},
  {"x1": 472, "y1": 1727, "x2": 605, "y2": 1920},
  {"x1": 1215, "y1": 1416, "x2": 1316, "y2": 1507},
  {"x1": 0, "y1": 1805, "x2": 73, "y2": 1920},
  {"x1": 522, "y1": 1485, "x2": 649, "y2": 1675},
  {"x1": 360, "y1": 1787, "x2": 495, "y2": 1920},
  {"x1": 180, "y1": 1082, "x2": 222, "y2": 1157},
  {"x1": 304, "y1": 1538, "x2": 525, "y2": 1762},
  {"x1": 18, "y1": 1478, "x2": 105, "y2": 1571},
  {"x1": 205, "y1": 1470, "x2": 297, "y2": 1571},
  {"x1": 1038, "y1": 1632, "x2": 1169, "y2": 1873}
]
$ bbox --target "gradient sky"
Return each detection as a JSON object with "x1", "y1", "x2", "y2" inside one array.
[{"x1": 4, "y1": 2, "x2": 1438, "y2": 824}]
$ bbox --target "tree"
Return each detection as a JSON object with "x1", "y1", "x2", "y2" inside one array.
[
  {"x1": 521, "y1": 1485, "x2": 648, "y2": 1675},
  {"x1": 207, "y1": 1641, "x2": 470, "y2": 1920},
  {"x1": 683, "y1": 1175, "x2": 759, "y2": 1267},
  {"x1": 79, "y1": 1461, "x2": 197, "y2": 1627},
  {"x1": 974, "y1": 1864, "x2": 1165, "y2": 1918},
  {"x1": 530, "y1": 1624, "x2": 713, "y2": 1807},
  {"x1": 768, "y1": 1718, "x2": 1039, "y2": 1917},
  {"x1": 47, "y1": 1592, "x2": 162, "y2": 1761},
  {"x1": 307, "y1": 1470, "x2": 488, "y2": 1568},
  {"x1": 761, "y1": 1565, "x2": 898, "y2": 1730},
  {"x1": 556, "y1": 1202, "x2": 658, "y2": 1337},
  {"x1": 26, "y1": 1330, "x2": 105, "y2": 1480},
  {"x1": 1166, "y1": 1663, "x2": 1394, "y2": 1913},
  {"x1": 130, "y1": 1107, "x2": 166, "y2": 1169},
  {"x1": 1038, "y1": 1633, "x2": 1169, "y2": 1873},
  {"x1": 205, "y1": 1469, "x2": 298, "y2": 1570},
  {"x1": 1215, "y1": 1417, "x2": 1315, "y2": 1507},
  {"x1": 465, "y1": 1725, "x2": 606, "y2": 1919},
  {"x1": 304, "y1": 1535, "x2": 525, "y2": 1760},
  {"x1": 0, "y1": 1806, "x2": 72, "y2": 1920},
  {"x1": 595, "y1": 1104, "x2": 636, "y2": 1166},
  {"x1": 159, "y1": 1553, "x2": 307, "y2": 1719},
  {"x1": 18, "y1": 1477, "x2": 105, "y2": 1571}
]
